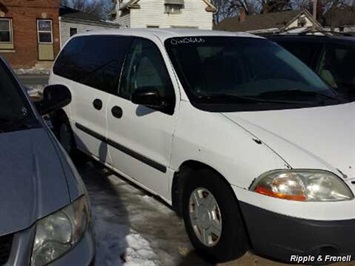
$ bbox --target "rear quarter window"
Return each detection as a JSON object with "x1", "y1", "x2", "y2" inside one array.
[{"x1": 53, "y1": 35, "x2": 132, "y2": 93}]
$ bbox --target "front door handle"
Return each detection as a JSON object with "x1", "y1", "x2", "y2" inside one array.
[
  {"x1": 93, "y1": 99, "x2": 103, "y2": 110},
  {"x1": 111, "y1": 106, "x2": 123, "y2": 119}
]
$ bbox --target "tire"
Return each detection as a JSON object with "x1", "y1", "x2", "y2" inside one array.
[
  {"x1": 182, "y1": 168, "x2": 248, "y2": 263},
  {"x1": 56, "y1": 115, "x2": 87, "y2": 164}
]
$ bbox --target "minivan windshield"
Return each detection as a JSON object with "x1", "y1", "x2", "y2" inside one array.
[
  {"x1": 165, "y1": 37, "x2": 343, "y2": 112},
  {"x1": 0, "y1": 60, "x2": 37, "y2": 133}
]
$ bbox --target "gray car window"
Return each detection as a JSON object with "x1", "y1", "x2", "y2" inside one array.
[{"x1": 0, "y1": 60, "x2": 29, "y2": 120}]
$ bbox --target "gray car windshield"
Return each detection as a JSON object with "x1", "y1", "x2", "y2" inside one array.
[
  {"x1": 0, "y1": 60, "x2": 36, "y2": 132},
  {"x1": 165, "y1": 37, "x2": 342, "y2": 111}
]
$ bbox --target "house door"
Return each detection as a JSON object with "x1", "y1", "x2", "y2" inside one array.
[{"x1": 37, "y1": 19, "x2": 54, "y2": 60}]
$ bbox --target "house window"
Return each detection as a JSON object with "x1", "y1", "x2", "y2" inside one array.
[
  {"x1": 297, "y1": 17, "x2": 307, "y2": 27},
  {"x1": 0, "y1": 18, "x2": 14, "y2": 49},
  {"x1": 165, "y1": 4, "x2": 183, "y2": 14},
  {"x1": 121, "y1": 9, "x2": 130, "y2": 17},
  {"x1": 164, "y1": 0, "x2": 184, "y2": 14},
  {"x1": 70, "y1": 27, "x2": 77, "y2": 37},
  {"x1": 37, "y1": 19, "x2": 53, "y2": 44}
]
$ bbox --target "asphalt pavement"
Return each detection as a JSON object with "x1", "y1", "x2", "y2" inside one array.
[{"x1": 17, "y1": 74, "x2": 49, "y2": 86}]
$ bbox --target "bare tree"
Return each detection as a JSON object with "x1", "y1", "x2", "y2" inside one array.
[
  {"x1": 292, "y1": 0, "x2": 355, "y2": 30},
  {"x1": 259, "y1": 0, "x2": 292, "y2": 13},
  {"x1": 61, "y1": 0, "x2": 114, "y2": 19},
  {"x1": 211, "y1": 0, "x2": 260, "y2": 24},
  {"x1": 211, "y1": 0, "x2": 292, "y2": 24}
]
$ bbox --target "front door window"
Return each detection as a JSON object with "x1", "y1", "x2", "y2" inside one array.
[{"x1": 119, "y1": 38, "x2": 175, "y2": 114}]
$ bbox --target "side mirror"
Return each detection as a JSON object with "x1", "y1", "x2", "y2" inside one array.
[
  {"x1": 35, "y1": 84, "x2": 71, "y2": 115},
  {"x1": 131, "y1": 87, "x2": 162, "y2": 108}
]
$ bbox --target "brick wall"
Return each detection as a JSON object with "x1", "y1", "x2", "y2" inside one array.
[{"x1": 0, "y1": 0, "x2": 60, "y2": 68}]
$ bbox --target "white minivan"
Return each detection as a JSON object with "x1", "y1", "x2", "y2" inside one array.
[{"x1": 49, "y1": 29, "x2": 355, "y2": 263}]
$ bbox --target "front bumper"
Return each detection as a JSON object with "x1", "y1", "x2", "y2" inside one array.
[
  {"x1": 51, "y1": 230, "x2": 95, "y2": 266},
  {"x1": 240, "y1": 202, "x2": 355, "y2": 264}
]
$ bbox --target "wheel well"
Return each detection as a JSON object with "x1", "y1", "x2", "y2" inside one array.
[
  {"x1": 172, "y1": 160, "x2": 252, "y2": 248},
  {"x1": 171, "y1": 160, "x2": 235, "y2": 217}
]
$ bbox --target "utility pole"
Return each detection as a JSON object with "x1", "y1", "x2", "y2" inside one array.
[{"x1": 312, "y1": 0, "x2": 317, "y2": 31}]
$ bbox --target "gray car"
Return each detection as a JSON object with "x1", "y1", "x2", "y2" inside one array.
[{"x1": 0, "y1": 56, "x2": 95, "y2": 265}]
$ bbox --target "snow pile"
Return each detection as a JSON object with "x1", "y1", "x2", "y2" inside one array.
[
  {"x1": 125, "y1": 233, "x2": 159, "y2": 266},
  {"x1": 15, "y1": 67, "x2": 51, "y2": 75},
  {"x1": 93, "y1": 206, "x2": 159, "y2": 266},
  {"x1": 24, "y1": 86, "x2": 44, "y2": 101},
  {"x1": 83, "y1": 164, "x2": 160, "y2": 266}
]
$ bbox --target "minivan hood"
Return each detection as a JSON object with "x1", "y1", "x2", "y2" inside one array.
[
  {"x1": 222, "y1": 102, "x2": 355, "y2": 178},
  {"x1": 0, "y1": 128, "x2": 70, "y2": 236}
]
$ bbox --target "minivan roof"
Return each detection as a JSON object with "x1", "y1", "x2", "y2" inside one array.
[{"x1": 72, "y1": 28, "x2": 262, "y2": 42}]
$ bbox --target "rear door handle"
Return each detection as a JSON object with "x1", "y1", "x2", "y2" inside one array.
[
  {"x1": 111, "y1": 106, "x2": 123, "y2": 119},
  {"x1": 93, "y1": 99, "x2": 103, "y2": 110}
]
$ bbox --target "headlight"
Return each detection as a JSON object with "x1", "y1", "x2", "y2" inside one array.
[
  {"x1": 31, "y1": 196, "x2": 89, "y2": 266},
  {"x1": 250, "y1": 170, "x2": 354, "y2": 202}
]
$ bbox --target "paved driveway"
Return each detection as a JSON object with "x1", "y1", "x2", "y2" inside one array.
[{"x1": 17, "y1": 74, "x2": 49, "y2": 86}]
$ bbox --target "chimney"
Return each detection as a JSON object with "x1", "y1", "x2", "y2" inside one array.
[{"x1": 239, "y1": 7, "x2": 246, "y2": 22}]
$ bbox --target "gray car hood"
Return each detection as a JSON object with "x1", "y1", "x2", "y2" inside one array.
[
  {"x1": 0, "y1": 128, "x2": 70, "y2": 236},
  {"x1": 222, "y1": 102, "x2": 355, "y2": 178}
]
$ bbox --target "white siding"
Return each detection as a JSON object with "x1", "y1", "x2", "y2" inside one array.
[
  {"x1": 60, "y1": 19, "x2": 120, "y2": 48},
  {"x1": 285, "y1": 15, "x2": 314, "y2": 30},
  {"x1": 116, "y1": 13, "x2": 131, "y2": 28},
  {"x1": 115, "y1": 0, "x2": 213, "y2": 30}
]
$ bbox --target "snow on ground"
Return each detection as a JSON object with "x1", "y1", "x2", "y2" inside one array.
[
  {"x1": 77, "y1": 161, "x2": 211, "y2": 266},
  {"x1": 94, "y1": 211, "x2": 159, "y2": 266},
  {"x1": 25, "y1": 86, "x2": 43, "y2": 99},
  {"x1": 80, "y1": 163, "x2": 161, "y2": 266}
]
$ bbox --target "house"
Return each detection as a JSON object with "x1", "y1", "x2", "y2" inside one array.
[
  {"x1": 0, "y1": 0, "x2": 60, "y2": 68},
  {"x1": 112, "y1": 0, "x2": 216, "y2": 30},
  {"x1": 59, "y1": 6, "x2": 120, "y2": 48},
  {"x1": 214, "y1": 9, "x2": 323, "y2": 35},
  {"x1": 322, "y1": 7, "x2": 355, "y2": 33}
]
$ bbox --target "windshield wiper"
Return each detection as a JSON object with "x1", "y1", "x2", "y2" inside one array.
[
  {"x1": 256, "y1": 89, "x2": 342, "y2": 104},
  {"x1": 195, "y1": 93, "x2": 305, "y2": 104}
]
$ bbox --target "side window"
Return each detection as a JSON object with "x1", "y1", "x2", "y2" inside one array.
[
  {"x1": 119, "y1": 38, "x2": 175, "y2": 113},
  {"x1": 53, "y1": 35, "x2": 132, "y2": 93},
  {"x1": 317, "y1": 44, "x2": 355, "y2": 95}
]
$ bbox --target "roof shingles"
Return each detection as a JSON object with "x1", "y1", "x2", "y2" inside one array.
[{"x1": 214, "y1": 10, "x2": 299, "y2": 32}]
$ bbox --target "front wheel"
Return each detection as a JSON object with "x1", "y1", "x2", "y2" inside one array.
[
  {"x1": 58, "y1": 119, "x2": 75, "y2": 155},
  {"x1": 182, "y1": 168, "x2": 248, "y2": 263},
  {"x1": 56, "y1": 115, "x2": 87, "y2": 164}
]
